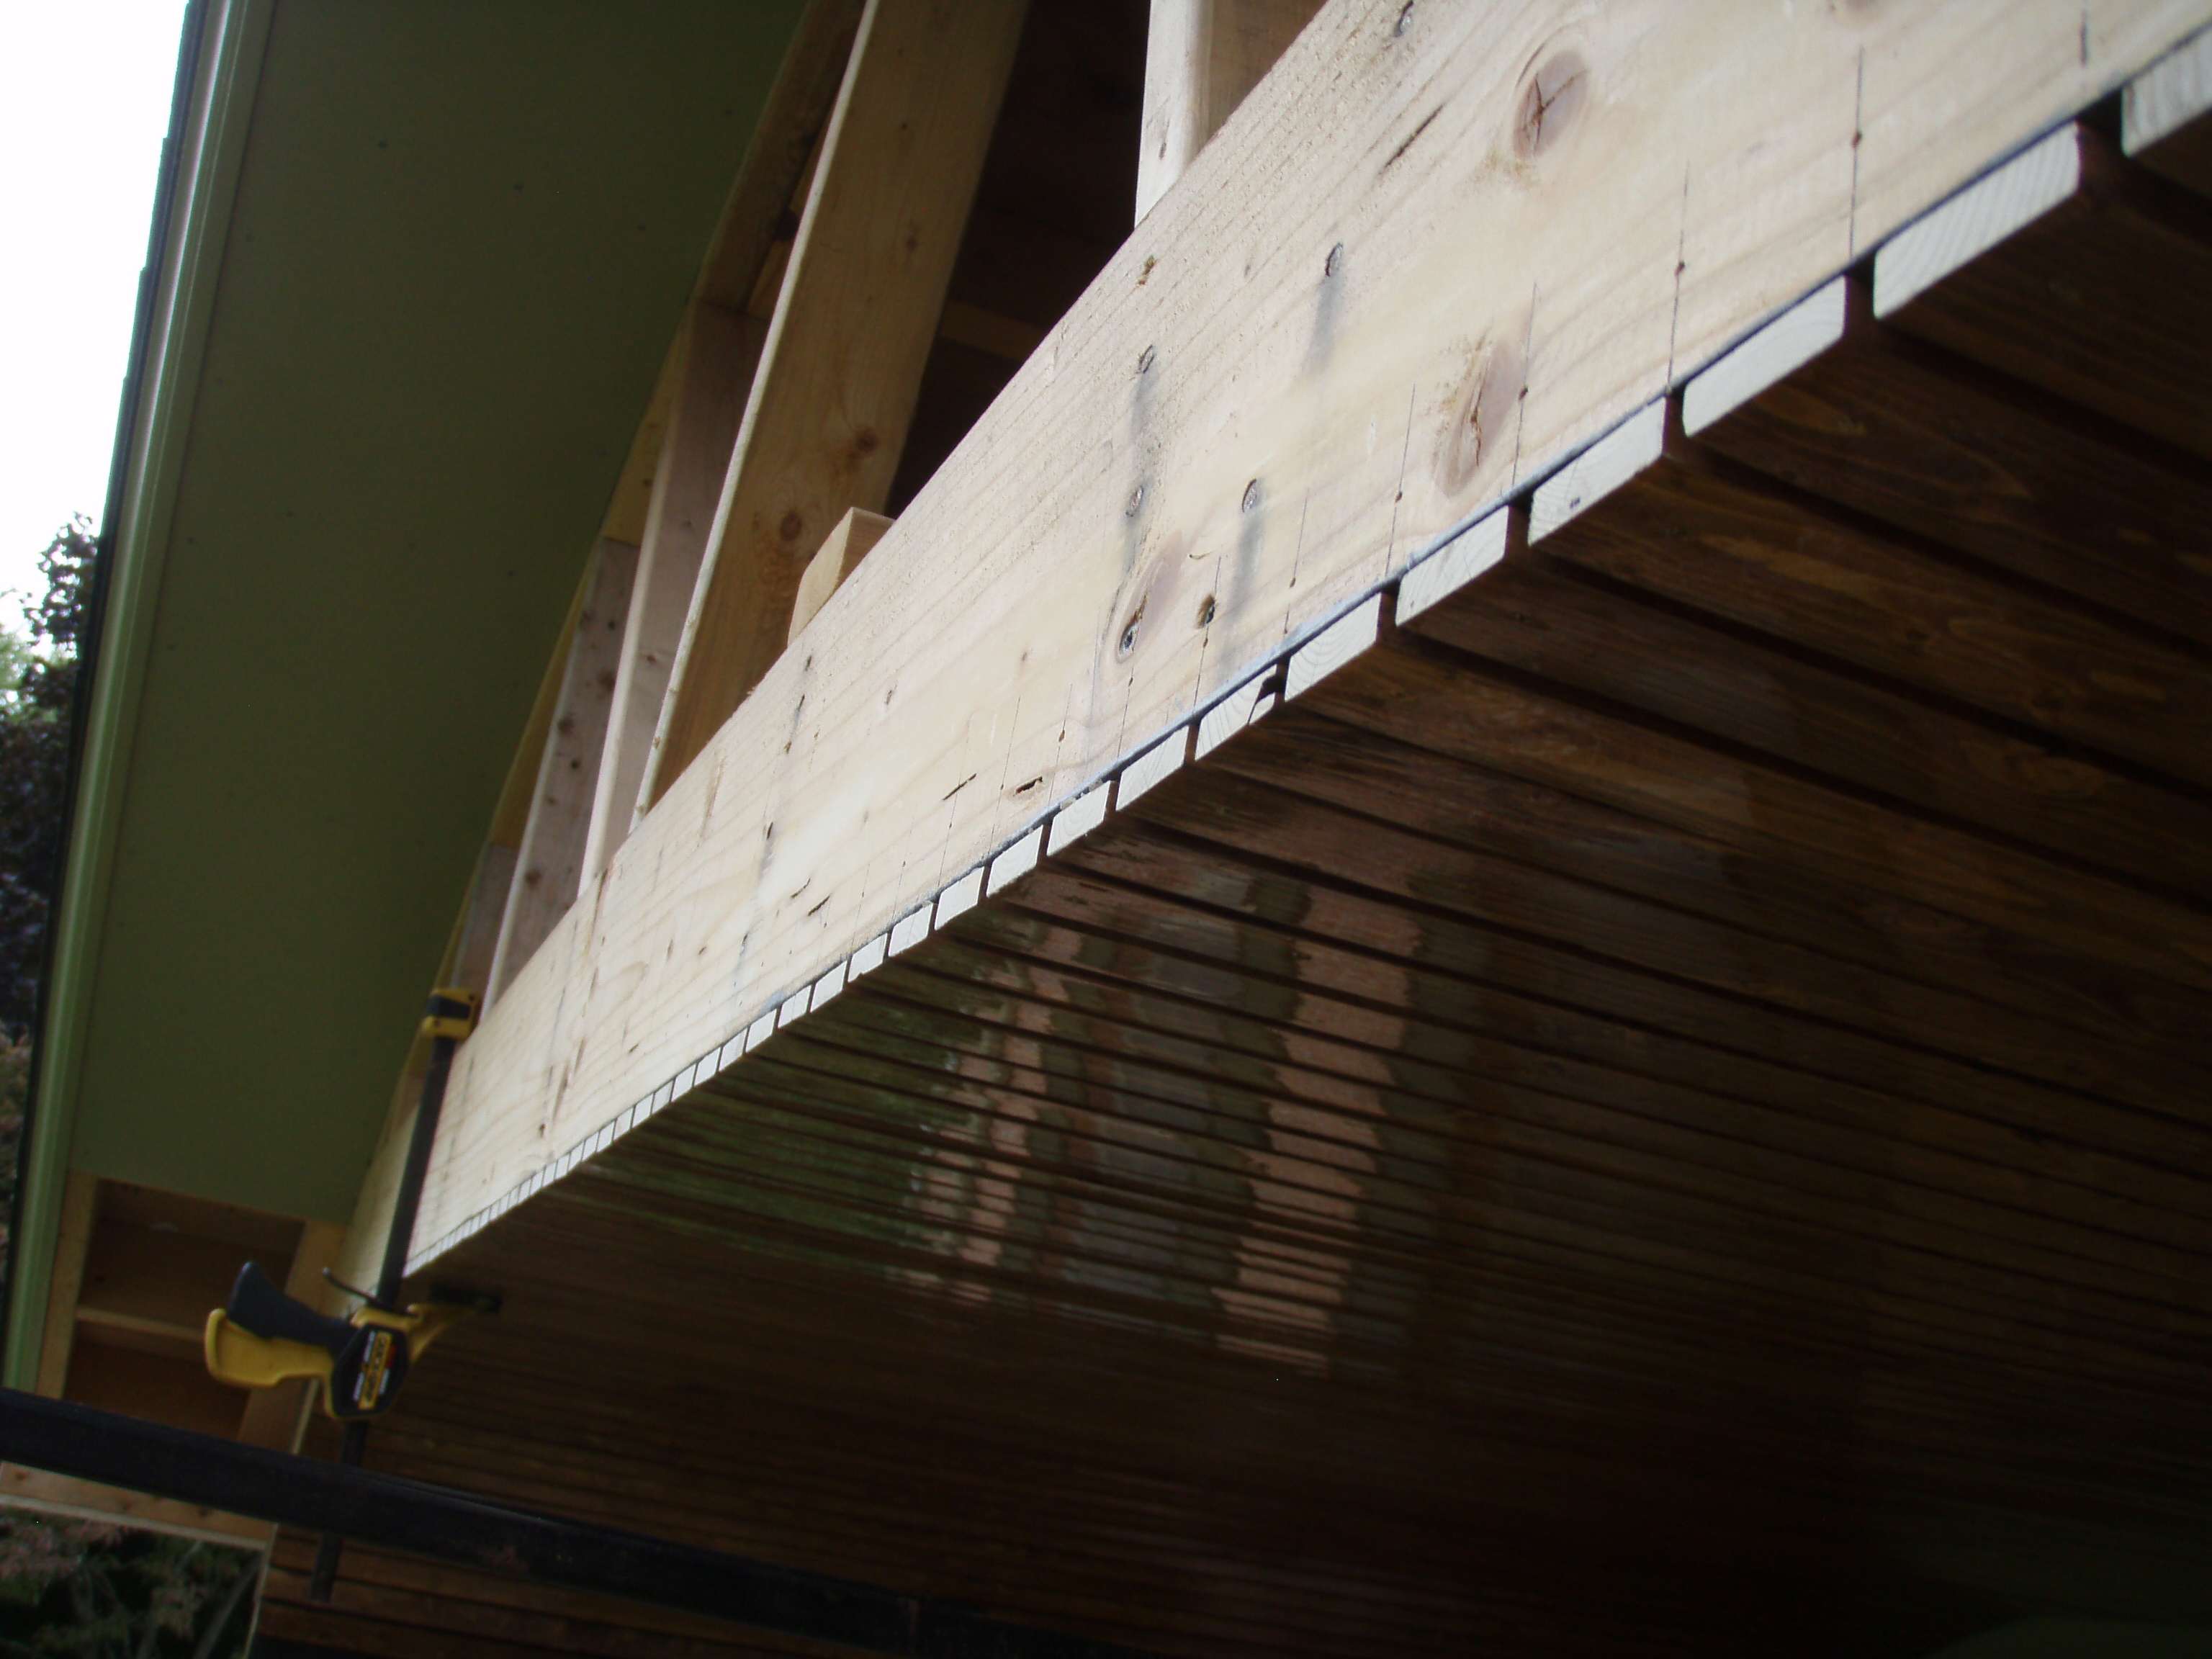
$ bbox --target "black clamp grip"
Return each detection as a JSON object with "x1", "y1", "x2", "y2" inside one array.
[{"x1": 422, "y1": 987, "x2": 480, "y2": 1041}]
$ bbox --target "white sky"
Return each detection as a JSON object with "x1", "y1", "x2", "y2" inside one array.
[{"x1": 0, "y1": 0, "x2": 192, "y2": 622}]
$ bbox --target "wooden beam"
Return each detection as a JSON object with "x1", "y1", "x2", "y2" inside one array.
[
  {"x1": 788, "y1": 508, "x2": 893, "y2": 644},
  {"x1": 487, "y1": 538, "x2": 638, "y2": 1004},
  {"x1": 0, "y1": 1464, "x2": 270, "y2": 1548},
  {"x1": 32, "y1": 1172, "x2": 96, "y2": 1398},
  {"x1": 401, "y1": 0, "x2": 2212, "y2": 1269},
  {"x1": 696, "y1": 0, "x2": 871, "y2": 313},
  {"x1": 582, "y1": 306, "x2": 765, "y2": 881},
  {"x1": 1136, "y1": 0, "x2": 1325, "y2": 222},
  {"x1": 448, "y1": 842, "x2": 516, "y2": 1001},
  {"x1": 641, "y1": 0, "x2": 1030, "y2": 809},
  {"x1": 1874, "y1": 122, "x2": 2212, "y2": 459},
  {"x1": 2125, "y1": 22, "x2": 2212, "y2": 194},
  {"x1": 575, "y1": 0, "x2": 866, "y2": 881}
]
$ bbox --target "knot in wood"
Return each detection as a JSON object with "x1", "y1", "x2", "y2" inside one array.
[{"x1": 1514, "y1": 50, "x2": 1588, "y2": 160}]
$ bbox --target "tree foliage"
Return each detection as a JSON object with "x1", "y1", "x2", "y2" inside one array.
[
  {"x1": 0, "y1": 1515, "x2": 255, "y2": 1658},
  {"x1": 0, "y1": 518, "x2": 92, "y2": 1042}
]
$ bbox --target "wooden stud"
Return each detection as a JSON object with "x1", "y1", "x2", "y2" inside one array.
[
  {"x1": 1135, "y1": 0, "x2": 1326, "y2": 222},
  {"x1": 449, "y1": 843, "x2": 516, "y2": 1000},
  {"x1": 1680, "y1": 278, "x2": 1848, "y2": 436},
  {"x1": 1395, "y1": 505, "x2": 1509, "y2": 624},
  {"x1": 585, "y1": 305, "x2": 768, "y2": 881},
  {"x1": 696, "y1": 0, "x2": 872, "y2": 315},
  {"x1": 1285, "y1": 595, "x2": 1382, "y2": 701},
  {"x1": 644, "y1": 0, "x2": 1031, "y2": 810},
  {"x1": 788, "y1": 508, "x2": 894, "y2": 645},
  {"x1": 488, "y1": 539, "x2": 637, "y2": 1004},
  {"x1": 33, "y1": 1172, "x2": 97, "y2": 1399}
]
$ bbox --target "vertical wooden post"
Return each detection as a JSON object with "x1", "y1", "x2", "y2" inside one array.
[
  {"x1": 32, "y1": 1172, "x2": 97, "y2": 1399},
  {"x1": 447, "y1": 843, "x2": 516, "y2": 1000},
  {"x1": 582, "y1": 306, "x2": 765, "y2": 881},
  {"x1": 1135, "y1": 0, "x2": 1322, "y2": 222},
  {"x1": 639, "y1": 0, "x2": 1032, "y2": 814},
  {"x1": 487, "y1": 536, "x2": 639, "y2": 1002}
]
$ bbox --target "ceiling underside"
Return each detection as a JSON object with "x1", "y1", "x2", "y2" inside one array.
[
  {"x1": 262, "y1": 119, "x2": 2212, "y2": 1658},
  {"x1": 70, "y1": 0, "x2": 804, "y2": 1218}
]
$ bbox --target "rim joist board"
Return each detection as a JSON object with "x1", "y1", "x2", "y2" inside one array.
[{"x1": 389, "y1": 0, "x2": 2212, "y2": 1275}]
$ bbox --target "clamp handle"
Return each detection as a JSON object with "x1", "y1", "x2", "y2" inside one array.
[{"x1": 422, "y1": 987, "x2": 480, "y2": 1042}]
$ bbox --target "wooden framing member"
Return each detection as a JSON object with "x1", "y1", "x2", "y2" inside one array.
[
  {"x1": 487, "y1": 536, "x2": 638, "y2": 1004},
  {"x1": 400, "y1": 0, "x2": 2212, "y2": 1268},
  {"x1": 32, "y1": 1172, "x2": 97, "y2": 1399},
  {"x1": 2126, "y1": 20, "x2": 2212, "y2": 192},
  {"x1": 0, "y1": 1465, "x2": 270, "y2": 1549},
  {"x1": 580, "y1": 0, "x2": 865, "y2": 881},
  {"x1": 1136, "y1": 0, "x2": 1325, "y2": 221},
  {"x1": 582, "y1": 304, "x2": 765, "y2": 881},
  {"x1": 788, "y1": 508, "x2": 893, "y2": 644},
  {"x1": 640, "y1": 0, "x2": 1030, "y2": 809}
]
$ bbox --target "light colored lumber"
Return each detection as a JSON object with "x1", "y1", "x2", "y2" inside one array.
[
  {"x1": 2124, "y1": 22, "x2": 2212, "y2": 192},
  {"x1": 449, "y1": 842, "x2": 516, "y2": 999},
  {"x1": 487, "y1": 538, "x2": 638, "y2": 1004},
  {"x1": 583, "y1": 305, "x2": 766, "y2": 881},
  {"x1": 1681, "y1": 276, "x2": 1848, "y2": 436},
  {"x1": 1136, "y1": 0, "x2": 1326, "y2": 222},
  {"x1": 1285, "y1": 594, "x2": 1382, "y2": 701},
  {"x1": 568, "y1": 0, "x2": 864, "y2": 881},
  {"x1": 938, "y1": 300, "x2": 1046, "y2": 361},
  {"x1": 642, "y1": 0, "x2": 1030, "y2": 809},
  {"x1": 1194, "y1": 671, "x2": 1272, "y2": 759},
  {"x1": 0, "y1": 1464, "x2": 271, "y2": 1547},
  {"x1": 33, "y1": 1172, "x2": 96, "y2": 1398},
  {"x1": 1395, "y1": 505, "x2": 1509, "y2": 624},
  {"x1": 696, "y1": 0, "x2": 871, "y2": 313},
  {"x1": 1874, "y1": 124, "x2": 2085, "y2": 318},
  {"x1": 1878, "y1": 120, "x2": 2212, "y2": 459},
  {"x1": 788, "y1": 508, "x2": 894, "y2": 644},
  {"x1": 400, "y1": 0, "x2": 2212, "y2": 1267},
  {"x1": 1115, "y1": 728, "x2": 1191, "y2": 809},
  {"x1": 1529, "y1": 400, "x2": 1666, "y2": 540}
]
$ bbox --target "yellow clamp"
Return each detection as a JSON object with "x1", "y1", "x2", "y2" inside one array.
[
  {"x1": 422, "y1": 986, "x2": 480, "y2": 1042},
  {"x1": 203, "y1": 1300, "x2": 478, "y2": 1419}
]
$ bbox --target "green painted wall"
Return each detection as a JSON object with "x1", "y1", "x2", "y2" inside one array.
[{"x1": 66, "y1": 0, "x2": 803, "y2": 1219}]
